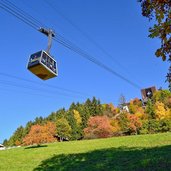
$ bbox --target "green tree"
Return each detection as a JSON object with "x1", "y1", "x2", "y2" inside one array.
[
  {"x1": 7, "y1": 126, "x2": 25, "y2": 146},
  {"x1": 2, "y1": 139, "x2": 8, "y2": 146},
  {"x1": 66, "y1": 111, "x2": 83, "y2": 140},
  {"x1": 56, "y1": 118, "x2": 72, "y2": 141},
  {"x1": 118, "y1": 112, "x2": 129, "y2": 134},
  {"x1": 84, "y1": 97, "x2": 103, "y2": 116},
  {"x1": 23, "y1": 121, "x2": 33, "y2": 137},
  {"x1": 34, "y1": 116, "x2": 45, "y2": 125},
  {"x1": 145, "y1": 99, "x2": 155, "y2": 119},
  {"x1": 153, "y1": 89, "x2": 171, "y2": 105},
  {"x1": 47, "y1": 108, "x2": 66, "y2": 122},
  {"x1": 77, "y1": 104, "x2": 90, "y2": 129}
]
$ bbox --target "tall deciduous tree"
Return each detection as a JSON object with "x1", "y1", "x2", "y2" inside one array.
[
  {"x1": 23, "y1": 122, "x2": 56, "y2": 146},
  {"x1": 139, "y1": 0, "x2": 171, "y2": 61},
  {"x1": 73, "y1": 109, "x2": 82, "y2": 125},
  {"x1": 84, "y1": 116, "x2": 114, "y2": 139},
  {"x1": 56, "y1": 118, "x2": 71, "y2": 141},
  {"x1": 154, "y1": 101, "x2": 170, "y2": 120},
  {"x1": 139, "y1": 0, "x2": 171, "y2": 89},
  {"x1": 23, "y1": 124, "x2": 44, "y2": 146},
  {"x1": 127, "y1": 114, "x2": 142, "y2": 134},
  {"x1": 153, "y1": 89, "x2": 171, "y2": 105}
]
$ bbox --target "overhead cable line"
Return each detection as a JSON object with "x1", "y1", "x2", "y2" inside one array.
[
  {"x1": 0, "y1": 72, "x2": 90, "y2": 96},
  {"x1": 0, "y1": 79, "x2": 85, "y2": 99},
  {"x1": 0, "y1": 0, "x2": 141, "y2": 89},
  {"x1": 53, "y1": 37, "x2": 141, "y2": 89},
  {"x1": 2, "y1": 0, "x2": 46, "y2": 28},
  {"x1": 0, "y1": 0, "x2": 38, "y2": 30},
  {"x1": 44, "y1": 0, "x2": 145, "y2": 86},
  {"x1": 43, "y1": 0, "x2": 124, "y2": 66},
  {"x1": 0, "y1": 86, "x2": 77, "y2": 99},
  {"x1": 43, "y1": 0, "x2": 143, "y2": 77}
]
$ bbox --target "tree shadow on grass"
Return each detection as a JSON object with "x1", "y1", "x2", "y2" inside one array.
[
  {"x1": 33, "y1": 145, "x2": 171, "y2": 171},
  {"x1": 25, "y1": 145, "x2": 48, "y2": 149}
]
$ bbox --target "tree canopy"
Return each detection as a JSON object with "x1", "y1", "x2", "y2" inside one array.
[
  {"x1": 139, "y1": 0, "x2": 171, "y2": 61},
  {"x1": 3, "y1": 93, "x2": 171, "y2": 146}
]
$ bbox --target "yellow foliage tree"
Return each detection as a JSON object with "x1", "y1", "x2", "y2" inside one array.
[
  {"x1": 110, "y1": 119, "x2": 121, "y2": 134},
  {"x1": 135, "y1": 107, "x2": 147, "y2": 120},
  {"x1": 129, "y1": 98, "x2": 142, "y2": 114},
  {"x1": 73, "y1": 109, "x2": 82, "y2": 125},
  {"x1": 154, "y1": 102, "x2": 170, "y2": 120}
]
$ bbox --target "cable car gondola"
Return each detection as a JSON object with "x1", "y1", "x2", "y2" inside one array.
[{"x1": 27, "y1": 28, "x2": 58, "y2": 80}]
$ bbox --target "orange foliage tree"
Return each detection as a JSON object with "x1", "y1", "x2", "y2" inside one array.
[
  {"x1": 84, "y1": 116, "x2": 114, "y2": 139},
  {"x1": 127, "y1": 114, "x2": 142, "y2": 135},
  {"x1": 129, "y1": 98, "x2": 142, "y2": 114},
  {"x1": 23, "y1": 122, "x2": 56, "y2": 146}
]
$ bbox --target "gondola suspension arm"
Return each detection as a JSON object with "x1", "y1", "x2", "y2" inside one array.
[{"x1": 38, "y1": 28, "x2": 55, "y2": 54}]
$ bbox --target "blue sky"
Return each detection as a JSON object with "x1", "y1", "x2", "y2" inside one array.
[{"x1": 0, "y1": 0, "x2": 169, "y2": 143}]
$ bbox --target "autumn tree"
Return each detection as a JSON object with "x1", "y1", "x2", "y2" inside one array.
[
  {"x1": 165, "y1": 95, "x2": 171, "y2": 108},
  {"x1": 84, "y1": 116, "x2": 114, "y2": 139},
  {"x1": 43, "y1": 122, "x2": 56, "y2": 142},
  {"x1": 154, "y1": 101, "x2": 170, "y2": 120},
  {"x1": 102, "y1": 103, "x2": 120, "y2": 118},
  {"x1": 73, "y1": 109, "x2": 82, "y2": 125},
  {"x1": 129, "y1": 98, "x2": 142, "y2": 114},
  {"x1": 153, "y1": 89, "x2": 171, "y2": 105},
  {"x1": 139, "y1": 0, "x2": 171, "y2": 61},
  {"x1": 134, "y1": 106, "x2": 147, "y2": 120},
  {"x1": 139, "y1": 0, "x2": 171, "y2": 90},
  {"x1": 127, "y1": 114, "x2": 142, "y2": 135},
  {"x1": 23, "y1": 122, "x2": 56, "y2": 146},
  {"x1": 110, "y1": 119, "x2": 121, "y2": 135},
  {"x1": 23, "y1": 124, "x2": 44, "y2": 146}
]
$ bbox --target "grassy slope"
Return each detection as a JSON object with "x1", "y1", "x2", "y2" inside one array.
[{"x1": 0, "y1": 133, "x2": 171, "y2": 171}]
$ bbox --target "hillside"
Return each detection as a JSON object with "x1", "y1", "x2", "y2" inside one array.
[
  {"x1": 0, "y1": 133, "x2": 171, "y2": 171},
  {"x1": 4, "y1": 90, "x2": 171, "y2": 147}
]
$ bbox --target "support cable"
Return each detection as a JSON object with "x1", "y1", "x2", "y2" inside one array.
[{"x1": 0, "y1": 0, "x2": 142, "y2": 89}]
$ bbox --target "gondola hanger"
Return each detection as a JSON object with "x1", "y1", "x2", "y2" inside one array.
[{"x1": 27, "y1": 28, "x2": 58, "y2": 80}]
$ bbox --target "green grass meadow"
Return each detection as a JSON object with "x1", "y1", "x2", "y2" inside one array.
[{"x1": 0, "y1": 133, "x2": 171, "y2": 171}]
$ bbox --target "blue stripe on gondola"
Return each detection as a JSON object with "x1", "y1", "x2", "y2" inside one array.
[{"x1": 27, "y1": 60, "x2": 40, "y2": 68}]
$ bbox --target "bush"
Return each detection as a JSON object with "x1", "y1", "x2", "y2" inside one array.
[{"x1": 140, "y1": 119, "x2": 171, "y2": 134}]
